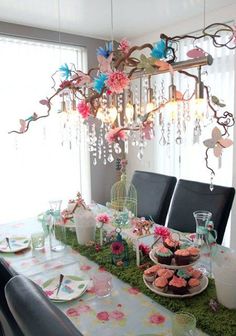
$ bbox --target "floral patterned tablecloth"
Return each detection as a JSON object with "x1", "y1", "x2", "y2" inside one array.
[{"x1": 0, "y1": 217, "x2": 207, "y2": 336}]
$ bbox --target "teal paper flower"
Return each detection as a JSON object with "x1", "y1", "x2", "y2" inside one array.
[
  {"x1": 59, "y1": 63, "x2": 71, "y2": 79},
  {"x1": 150, "y1": 39, "x2": 167, "y2": 59},
  {"x1": 93, "y1": 73, "x2": 108, "y2": 93}
]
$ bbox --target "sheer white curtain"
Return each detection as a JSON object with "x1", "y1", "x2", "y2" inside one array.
[
  {"x1": 153, "y1": 30, "x2": 235, "y2": 246},
  {"x1": 0, "y1": 36, "x2": 90, "y2": 223}
]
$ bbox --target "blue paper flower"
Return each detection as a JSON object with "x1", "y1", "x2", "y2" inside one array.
[
  {"x1": 93, "y1": 73, "x2": 108, "y2": 93},
  {"x1": 59, "y1": 63, "x2": 71, "y2": 79},
  {"x1": 96, "y1": 41, "x2": 113, "y2": 58},
  {"x1": 150, "y1": 39, "x2": 167, "y2": 59}
]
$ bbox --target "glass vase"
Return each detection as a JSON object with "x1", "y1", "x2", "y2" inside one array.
[{"x1": 48, "y1": 200, "x2": 65, "y2": 252}]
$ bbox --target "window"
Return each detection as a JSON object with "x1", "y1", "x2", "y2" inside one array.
[{"x1": 0, "y1": 36, "x2": 90, "y2": 223}]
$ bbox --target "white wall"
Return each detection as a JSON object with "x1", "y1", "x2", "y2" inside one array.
[{"x1": 127, "y1": 3, "x2": 236, "y2": 249}]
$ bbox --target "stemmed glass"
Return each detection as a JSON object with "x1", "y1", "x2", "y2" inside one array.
[{"x1": 48, "y1": 200, "x2": 65, "y2": 252}]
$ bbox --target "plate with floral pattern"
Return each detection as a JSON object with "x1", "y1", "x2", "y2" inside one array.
[{"x1": 0, "y1": 236, "x2": 30, "y2": 253}]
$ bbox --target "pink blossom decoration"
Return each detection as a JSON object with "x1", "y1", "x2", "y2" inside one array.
[
  {"x1": 139, "y1": 243, "x2": 150, "y2": 256},
  {"x1": 105, "y1": 127, "x2": 126, "y2": 144},
  {"x1": 110, "y1": 310, "x2": 125, "y2": 320},
  {"x1": 66, "y1": 308, "x2": 80, "y2": 317},
  {"x1": 118, "y1": 38, "x2": 130, "y2": 54},
  {"x1": 96, "y1": 311, "x2": 110, "y2": 321},
  {"x1": 77, "y1": 100, "x2": 90, "y2": 119},
  {"x1": 149, "y1": 313, "x2": 165, "y2": 325},
  {"x1": 96, "y1": 213, "x2": 111, "y2": 225},
  {"x1": 106, "y1": 71, "x2": 130, "y2": 94},
  {"x1": 154, "y1": 226, "x2": 170, "y2": 240}
]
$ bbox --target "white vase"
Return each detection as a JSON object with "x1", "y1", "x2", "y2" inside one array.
[{"x1": 74, "y1": 209, "x2": 96, "y2": 245}]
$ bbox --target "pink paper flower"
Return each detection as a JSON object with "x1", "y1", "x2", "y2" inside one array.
[
  {"x1": 110, "y1": 310, "x2": 125, "y2": 320},
  {"x1": 105, "y1": 127, "x2": 126, "y2": 144},
  {"x1": 97, "y1": 311, "x2": 110, "y2": 321},
  {"x1": 111, "y1": 241, "x2": 125, "y2": 255},
  {"x1": 66, "y1": 308, "x2": 80, "y2": 317},
  {"x1": 149, "y1": 313, "x2": 165, "y2": 325},
  {"x1": 118, "y1": 38, "x2": 130, "y2": 54},
  {"x1": 154, "y1": 226, "x2": 170, "y2": 239},
  {"x1": 139, "y1": 243, "x2": 150, "y2": 255},
  {"x1": 96, "y1": 213, "x2": 111, "y2": 224},
  {"x1": 106, "y1": 71, "x2": 130, "y2": 94},
  {"x1": 77, "y1": 100, "x2": 90, "y2": 119}
]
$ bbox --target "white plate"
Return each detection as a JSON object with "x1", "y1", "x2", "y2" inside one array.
[
  {"x1": 143, "y1": 274, "x2": 208, "y2": 298},
  {"x1": 0, "y1": 237, "x2": 30, "y2": 253},
  {"x1": 42, "y1": 275, "x2": 88, "y2": 302},
  {"x1": 149, "y1": 248, "x2": 199, "y2": 270}
]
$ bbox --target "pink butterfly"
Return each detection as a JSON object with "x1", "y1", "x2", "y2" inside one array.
[
  {"x1": 19, "y1": 119, "x2": 27, "y2": 133},
  {"x1": 97, "y1": 53, "x2": 113, "y2": 73},
  {"x1": 39, "y1": 99, "x2": 50, "y2": 108},
  {"x1": 72, "y1": 71, "x2": 91, "y2": 86},
  {"x1": 203, "y1": 126, "x2": 233, "y2": 157},
  {"x1": 155, "y1": 60, "x2": 174, "y2": 74},
  {"x1": 187, "y1": 48, "x2": 206, "y2": 58}
]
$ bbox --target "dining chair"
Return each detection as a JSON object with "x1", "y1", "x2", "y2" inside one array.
[
  {"x1": 131, "y1": 170, "x2": 177, "y2": 225},
  {"x1": 166, "y1": 179, "x2": 235, "y2": 244},
  {"x1": 0, "y1": 258, "x2": 23, "y2": 336},
  {"x1": 5, "y1": 275, "x2": 83, "y2": 336}
]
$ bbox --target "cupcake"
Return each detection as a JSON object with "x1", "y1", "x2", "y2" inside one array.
[
  {"x1": 188, "y1": 278, "x2": 201, "y2": 293},
  {"x1": 174, "y1": 249, "x2": 191, "y2": 265},
  {"x1": 157, "y1": 268, "x2": 174, "y2": 280},
  {"x1": 189, "y1": 269, "x2": 203, "y2": 279},
  {"x1": 169, "y1": 275, "x2": 187, "y2": 295},
  {"x1": 176, "y1": 268, "x2": 191, "y2": 280},
  {"x1": 153, "y1": 276, "x2": 168, "y2": 293},
  {"x1": 187, "y1": 246, "x2": 200, "y2": 261},
  {"x1": 143, "y1": 265, "x2": 161, "y2": 282},
  {"x1": 155, "y1": 246, "x2": 173, "y2": 265},
  {"x1": 163, "y1": 237, "x2": 180, "y2": 252}
]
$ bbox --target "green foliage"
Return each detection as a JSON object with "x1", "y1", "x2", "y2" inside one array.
[{"x1": 62, "y1": 228, "x2": 236, "y2": 336}]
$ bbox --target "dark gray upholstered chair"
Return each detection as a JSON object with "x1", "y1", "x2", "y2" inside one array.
[
  {"x1": 5, "y1": 275, "x2": 83, "y2": 336},
  {"x1": 131, "y1": 171, "x2": 177, "y2": 225},
  {"x1": 166, "y1": 179, "x2": 235, "y2": 244},
  {"x1": 0, "y1": 258, "x2": 23, "y2": 336}
]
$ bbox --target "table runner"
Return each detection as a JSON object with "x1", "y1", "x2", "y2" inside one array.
[{"x1": 61, "y1": 228, "x2": 236, "y2": 336}]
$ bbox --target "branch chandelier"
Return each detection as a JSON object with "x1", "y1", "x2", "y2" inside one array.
[{"x1": 9, "y1": 23, "x2": 236, "y2": 183}]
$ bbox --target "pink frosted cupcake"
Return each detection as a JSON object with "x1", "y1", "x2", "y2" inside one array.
[
  {"x1": 188, "y1": 278, "x2": 201, "y2": 293},
  {"x1": 174, "y1": 249, "x2": 190, "y2": 265},
  {"x1": 153, "y1": 276, "x2": 168, "y2": 293},
  {"x1": 187, "y1": 246, "x2": 200, "y2": 261},
  {"x1": 157, "y1": 268, "x2": 174, "y2": 280},
  {"x1": 163, "y1": 237, "x2": 180, "y2": 252},
  {"x1": 169, "y1": 275, "x2": 187, "y2": 295},
  {"x1": 155, "y1": 246, "x2": 173, "y2": 265},
  {"x1": 143, "y1": 265, "x2": 161, "y2": 282},
  {"x1": 189, "y1": 269, "x2": 203, "y2": 279}
]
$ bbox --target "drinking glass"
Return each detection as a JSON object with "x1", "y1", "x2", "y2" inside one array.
[
  {"x1": 172, "y1": 312, "x2": 196, "y2": 336},
  {"x1": 193, "y1": 210, "x2": 212, "y2": 247},
  {"x1": 92, "y1": 272, "x2": 112, "y2": 298},
  {"x1": 48, "y1": 200, "x2": 65, "y2": 252},
  {"x1": 31, "y1": 232, "x2": 45, "y2": 250}
]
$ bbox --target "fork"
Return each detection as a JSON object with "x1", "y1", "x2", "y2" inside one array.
[
  {"x1": 6, "y1": 237, "x2": 11, "y2": 250},
  {"x1": 55, "y1": 274, "x2": 64, "y2": 297}
]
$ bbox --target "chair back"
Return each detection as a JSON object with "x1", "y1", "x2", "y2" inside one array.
[
  {"x1": 0, "y1": 258, "x2": 22, "y2": 336},
  {"x1": 131, "y1": 171, "x2": 177, "y2": 225},
  {"x1": 5, "y1": 275, "x2": 83, "y2": 336},
  {"x1": 166, "y1": 179, "x2": 235, "y2": 244}
]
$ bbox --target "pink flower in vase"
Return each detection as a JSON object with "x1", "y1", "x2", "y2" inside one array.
[
  {"x1": 154, "y1": 226, "x2": 170, "y2": 241},
  {"x1": 139, "y1": 243, "x2": 150, "y2": 256},
  {"x1": 96, "y1": 213, "x2": 111, "y2": 225}
]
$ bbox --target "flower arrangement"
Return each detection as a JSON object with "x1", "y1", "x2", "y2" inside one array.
[
  {"x1": 96, "y1": 212, "x2": 111, "y2": 246},
  {"x1": 154, "y1": 226, "x2": 170, "y2": 241}
]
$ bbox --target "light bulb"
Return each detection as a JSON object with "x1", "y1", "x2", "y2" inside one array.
[
  {"x1": 146, "y1": 102, "x2": 155, "y2": 114},
  {"x1": 125, "y1": 103, "x2": 134, "y2": 123},
  {"x1": 194, "y1": 98, "x2": 206, "y2": 119},
  {"x1": 107, "y1": 105, "x2": 118, "y2": 124},
  {"x1": 165, "y1": 101, "x2": 178, "y2": 121}
]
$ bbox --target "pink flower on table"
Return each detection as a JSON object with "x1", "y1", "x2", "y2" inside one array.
[
  {"x1": 77, "y1": 100, "x2": 90, "y2": 119},
  {"x1": 118, "y1": 38, "x2": 130, "y2": 54},
  {"x1": 97, "y1": 311, "x2": 110, "y2": 321},
  {"x1": 80, "y1": 264, "x2": 92, "y2": 271},
  {"x1": 77, "y1": 305, "x2": 91, "y2": 313},
  {"x1": 128, "y1": 287, "x2": 140, "y2": 295},
  {"x1": 149, "y1": 313, "x2": 166, "y2": 325},
  {"x1": 154, "y1": 226, "x2": 170, "y2": 240},
  {"x1": 139, "y1": 243, "x2": 150, "y2": 256},
  {"x1": 96, "y1": 213, "x2": 111, "y2": 225},
  {"x1": 44, "y1": 290, "x2": 54, "y2": 297},
  {"x1": 66, "y1": 308, "x2": 80, "y2": 317},
  {"x1": 110, "y1": 310, "x2": 125, "y2": 320},
  {"x1": 105, "y1": 127, "x2": 126, "y2": 144},
  {"x1": 111, "y1": 241, "x2": 124, "y2": 255},
  {"x1": 106, "y1": 71, "x2": 130, "y2": 94}
]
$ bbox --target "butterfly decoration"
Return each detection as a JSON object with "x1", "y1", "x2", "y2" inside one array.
[
  {"x1": 137, "y1": 54, "x2": 156, "y2": 74},
  {"x1": 39, "y1": 99, "x2": 51, "y2": 108},
  {"x1": 72, "y1": 71, "x2": 91, "y2": 86},
  {"x1": 97, "y1": 52, "x2": 113, "y2": 73},
  {"x1": 19, "y1": 119, "x2": 27, "y2": 132},
  {"x1": 187, "y1": 48, "x2": 207, "y2": 58},
  {"x1": 211, "y1": 95, "x2": 226, "y2": 108},
  {"x1": 203, "y1": 126, "x2": 233, "y2": 157},
  {"x1": 155, "y1": 60, "x2": 174, "y2": 73}
]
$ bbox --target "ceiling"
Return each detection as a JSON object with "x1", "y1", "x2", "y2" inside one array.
[{"x1": 0, "y1": 0, "x2": 235, "y2": 40}]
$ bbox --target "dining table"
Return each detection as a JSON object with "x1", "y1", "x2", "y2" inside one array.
[{"x1": 0, "y1": 213, "x2": 227, "y2": 336}]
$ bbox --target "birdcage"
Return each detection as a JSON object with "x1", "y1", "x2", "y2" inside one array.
[{"x1": 111, "y1": 173, "x2": 137, "y2": 217}]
